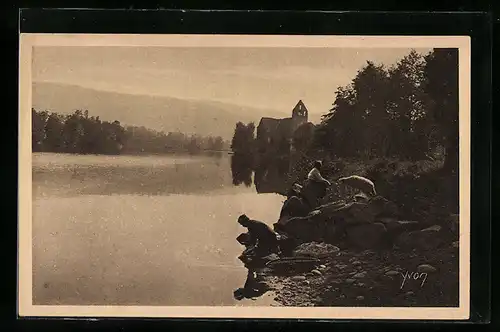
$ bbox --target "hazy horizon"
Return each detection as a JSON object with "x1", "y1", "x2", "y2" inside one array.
[{"x1": 32, "y1": 46, "x2": 431, "y2": 135}]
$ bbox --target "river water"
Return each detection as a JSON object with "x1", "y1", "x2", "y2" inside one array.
[{"x1": 32, "y1": 152, "x2": 286, "y2": 306}]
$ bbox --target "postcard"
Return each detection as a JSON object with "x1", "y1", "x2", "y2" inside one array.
[{"x1": 18, "y1": 33, "x2": 470, "y2": 320}]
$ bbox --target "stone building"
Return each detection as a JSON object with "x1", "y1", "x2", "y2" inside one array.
[{"x1": 256, "y1": 100, "x2": 309, "y2": 155}]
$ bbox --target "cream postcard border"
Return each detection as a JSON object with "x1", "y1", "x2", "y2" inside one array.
[{"x1": 18, "y1": 34, "x2": 471, "y2": 320}]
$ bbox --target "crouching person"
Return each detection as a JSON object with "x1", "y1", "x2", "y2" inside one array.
[{"x1": 237, "y1": 214, "x2": 280, "y2": 256}]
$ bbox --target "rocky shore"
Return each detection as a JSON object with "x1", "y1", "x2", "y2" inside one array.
[
  {"x1": 245, "y1": 241, "x2": 459, "y2": 307},
  {"x1": 235, "y1": 159, "x2": 460, "y2": 307}
]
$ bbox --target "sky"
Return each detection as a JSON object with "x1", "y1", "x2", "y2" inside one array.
[{"x1": 32, "y1": 46, "x2": 431, "y2": 116}]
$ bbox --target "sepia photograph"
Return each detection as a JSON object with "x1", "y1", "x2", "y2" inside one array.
[{"x1": 18, "y1": 34, "x2": 470, "y2": 319}]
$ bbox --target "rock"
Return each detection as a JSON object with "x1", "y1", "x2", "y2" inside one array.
[
  {"x1": 348, "y1": 202, "x2": 378, "y2": 224},
  {"x1": 309, "y1": 210, "x2": 322, "y2": 217},
  {"x1": 321, "y1": 201, "x2": 377, "y2": 225},
  {"x1": 354, "y1": 193, "x2": 370, "y2": 203},
  {"x1": 319, "y1": 264, "x2": 327, "y2": 269},
  {"x1": 279, "y1": 196, "x2": 310, "y2": 221},
  {"x1": 340, "y1": 294, "x2": 346, "y2": 299},
  {"x1": 345, "y1": 278, "x2": 356, "y2": 284},
  {"x1": 328, "y1": 278, "x2": 342, "y2": 285},
  {"x1": 395, "y1": 225, "x2": 444, "y2": 251},
  {"x1": 378, "y1": 217, "x2": 398, "y2": 224},
  {"x1": 302, "y1": 179, "x2": 331, "y2": 210},
  {"x1": 417, "y1": 264, "x2": 437, "y2": 273},
  {"x1": 380, "y1": 219, "x2": 421, "y2": 233},
  {"x1": 361, "y1": 249, "x2": 376, "y2": 256},
  {"x1": 311, "y1": 269, "x2": 322, "y2": 276},
  {"x1": 336, "y1": 264, "x2": 348, "y2": 270},
  {"x1": 385, "y1": 270, "x2": 400, "y2": 277},
  {"x1": 405, "y1": 291, "x2": 415, "y2": 296},
  {"x1": 452, "y1": 241, "x2": 459, "y2": 248},
  {"x1": 317, "y1": 200, "x2": 348, "y2": 215},
  {"x1": 382, "y1": 200, "x2": 399, "y2": 217},
  {"x1": 291, "y1": 276, "x2": 306, "y2": 281},
  {"x1": 266, "y1": 256, "x2": 320, "y2": 272},
  {"x1": 278, "y1": 216, "x2": 321, "y2": 241},
  {"x1": 346, "y1": 222, "x2": 387, "y2": 249},
  {"x1": 356, "y1": 283, "x2": 366, "y2": 287},
  {"x1": 421, "y1": 225, "x2": 442, "y2": 232},
  {"x1": 370, "y1": 196, "x2": 399, "y2": 217},
  {"x1": 352, "y1": 260, "x2": 361, "y2": 265},
  {"x1": 449, "y1": 214, "x2": 459, "y2": 233},
  {"x1": 295, "y1": 242, "x2": 340, "y2": 257},
  {"x1": 353, "y1": 271, "x2": 367, "y2": 279},
  {"x1": 263, "y1": 253, "x2": 280, "y2": 262},
  {"x1": 303, "y1": 280, "x2": 310, "y2": 285},
  {"x1": 356, "y1": 296, "x2": 365, "y2": 301}
]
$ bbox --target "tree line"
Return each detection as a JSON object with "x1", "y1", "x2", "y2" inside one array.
[
  {"x1": 32, "y1": 109, "x2": 229, "y2": 156},
  {"x1": 230, "y1": 48, "x2": 459, "y2": 175},
  {"x1": 313, "y1": 48, "x2": 458, "y2": 173}
]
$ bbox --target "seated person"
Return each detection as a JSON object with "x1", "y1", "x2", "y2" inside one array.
[
  {"x1": 307, "y1": 160, "x2": 331, "y2": 186},
  {"x1": 279, "y1": 184, "x2": 310, "y2": 221},
  {"x1": 301, "y1": 160, "x2": 331, "y2": 208}
]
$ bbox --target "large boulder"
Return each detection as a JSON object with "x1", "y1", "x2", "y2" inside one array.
[
  {"x1": 345, "y1": 222, "x2": 387, "y2": 249},
  {"x1": 395, "y1": 225, "x2": 444, "y2": 251},
  {"x1": 324, "y1": 196, "x2": 398, "y2": 225},
  {"x1": 347, "y1": 202, "x2": 378, "y2": 224},
  {"x1": 279, "y1": 196, "x2": 310, "y2": 220},
  {"x1": 300, "y1": 179, "x2": 328, "y2": 209},
  {"x1": 275, "y1": 215, "x2": 324, "y2": 243},
  {"x1": 369, "y1": 196, "x2": 399, "y2": 217},
  {"x1": 317, "y1": 201, "x2": 376, "y2": 225},
  {"x1": 316, "y1": 200, "x2": 348, "y2": 214}
]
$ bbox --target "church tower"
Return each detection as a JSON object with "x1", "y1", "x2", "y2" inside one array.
[{"x1": 292, "y1": 100, "x2": 308, "y2": 123}]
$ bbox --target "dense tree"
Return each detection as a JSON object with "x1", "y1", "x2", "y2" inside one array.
[
  {"x1": 230, "y1": 122, "x2": 256, "y2": 155},
  {"x1": 32, "y1": 109, "x2": 228, "y2": 156},
  {"x1": 44, "y1": 112, "x2": 65, "y2": 152},
  {"x1": 292, "y1": 122, "x2": 315, "y2": 152},
  {"x1": 312, "y1": 48, "x2": 458, "y2": 166},
  {"x1": 32, "y1": 109, "x2": 48, "y2": 151},
  {"x1": 422, "y1": 48, "x2": 459, "y2": 174}
]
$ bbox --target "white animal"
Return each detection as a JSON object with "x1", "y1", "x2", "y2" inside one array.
[{"x1": 337, "y1": 175, "x2": 377, "y2": 197}]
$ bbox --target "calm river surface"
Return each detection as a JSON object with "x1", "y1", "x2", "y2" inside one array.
[{"x1": 32, "y1": 152, "x2": 285, "y2": 306}]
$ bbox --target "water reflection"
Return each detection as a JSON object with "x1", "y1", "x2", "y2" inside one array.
[
  {"x1": 231, "y1": 154, "x2": 291, "y2": 196},
  {"x1": 230, "y1": 153, "x2": 254, "y2": 187},
  {"x1": 233, "y1": 269, "x2": 270, "y2": 301},
  {"x1": 32, "y1": 152, "x2": 287, "y2": 306},
  {"x1": 33, "y1": 153, "x2": 232, "y2": 198},
  {"x1": 230, "y1": 153, "x2": 298, "y2": 303}
]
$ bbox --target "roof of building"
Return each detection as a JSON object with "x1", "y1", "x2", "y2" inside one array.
[
  {"x1": 293, "y1": 100, "x2": 308, "y2": 115},
  {"x1": 258, "y1": 117, "x2": 280, "y2": 131}
]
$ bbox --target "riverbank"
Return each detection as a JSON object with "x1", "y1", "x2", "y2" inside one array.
[
  {"x1": 238, "y1": 156, "x2": 460, "y2": 307},
  {"x1": 254, "y1": 242, "x2": 459, "y2": 307}
]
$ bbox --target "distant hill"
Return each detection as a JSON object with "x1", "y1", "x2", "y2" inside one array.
[{"x1": 32, "y1": 82, "x2": 304, "y2": 140}]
